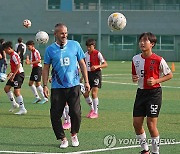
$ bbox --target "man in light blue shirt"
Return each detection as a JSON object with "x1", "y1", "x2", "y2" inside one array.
[{"x1": 42, "y1": 23, "x2": 90, "y2": 148}]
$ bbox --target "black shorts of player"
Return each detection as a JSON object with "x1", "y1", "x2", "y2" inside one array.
[
  {"x1": 30, "y1": 66, "x2": 42, "y2": 82},
  {"x1": 50, "y1": 85, "x2": 81, "y2": 140},
  {"x1": 6, "y1": 72, "x2": 25, "y2": 89},
  {"x1": 133, "y1": 87, "x2": 162, "y2": 118},
  {"x1": 88, "y1": 70, "x2": 102, "y2": 89}
]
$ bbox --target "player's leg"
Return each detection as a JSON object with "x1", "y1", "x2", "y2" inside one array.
[
  {"x1": 62, "y1": 103, "x2": 71, "y2": 130},
  {"x1": 13, "y1": 73, "x2": 27, "y2": 115},
  {"x1": 147, "y1": 117, "x2": 159, "y2": 154},
  {"x1": 13, "y1": 88, "x2": 27, "y2": 115},
  {"x1": 50, "y1": 88, "x2": 68, "y2": 148},
  {"x1": 36, "y1": 81, "x2": 48, "y2": 104},
  {"x1": 89, "y1": 87, "x2": 99, "y2": 118},
  {"x1": 133, "y1": 117, "x2": 150, "y2": 154},
  {"x1": 83, "y1": 90, "x2": 94, "y2": 118},
  {"x1": 68, "y1": 86, "x2": 81, "y2": 147},
  {"x1": 133, "y1": 89, "x2": 150, "y2": 154},
  {"x1": 4, "y1": 84, "x2": 19, "y2": 112},
  {"x1": 29, "y1": 80, "x2": 41, "y2": 103}
]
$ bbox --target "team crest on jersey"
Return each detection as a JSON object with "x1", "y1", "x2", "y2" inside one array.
[
  {"x1": 135, "y1": 61, "x2": 140, "y2": 68},
  {"x1": 150, "y1": 60, "x2": 156, "y2": 64}
]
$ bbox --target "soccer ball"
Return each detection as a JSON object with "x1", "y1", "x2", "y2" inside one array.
[
  {"x1": 0, "y1": 73, "x2": 7, "y2": 82},
  {"x1": 35, "y1": 31, "x2": 49, "y2": 44},
  {"x1": 23, "y1": 19, "x2": 31, "y2": 28},
  {"x1": 108, "y1": 12, "x2": 127, "y2": 31}
]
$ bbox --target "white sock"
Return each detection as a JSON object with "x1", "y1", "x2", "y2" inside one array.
[
  {"x1": 30, "y1": 85, "x2": 39, "y2": 98},
  {"x1": 65, "y1": 105, "x2": 70, "y2": 123},
  {"x1": 93, "y1": 98, "x2": 99, "y2": 114},
  {"x1": 62, "y1": 108, "x2": 67, "y2": 123},
  {"x1": 152, "y1": 136, "x2": 160, "y2": 154},
  {"x1": 7, "y1": 91, "x2": 17, "y2": 106},
  {"x1": 37, "y1": 85, "x2": 46, "y2": 99},
  {"x1": 16, "y1": 95, "x2": 25, "y2": 109},
  {"x1": 85, "y1": 96, "x2": 94, "y2": 110},
  {"x1": 136, "y1": 132, "x2": 149, "y2": 151}
]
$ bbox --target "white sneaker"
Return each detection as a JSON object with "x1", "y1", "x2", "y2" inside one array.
[
  {"x1": 14, "y1": 108, "x2": 27, "y2": 115},
  {"x1": 60, "y1": 139, "x2": 68, "y2": 148},
  {"x1": 71, "y1": 135, "x2": 79, "y2": 147},
  {"x1": 9, "y1": 103, "x2": 19, "y2": 112},
  {"x1": 38, "y1": 98, "x2": 48, "y2": 104}
]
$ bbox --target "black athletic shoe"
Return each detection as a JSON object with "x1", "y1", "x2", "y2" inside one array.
[{"x1": 140, "y1": 150, "x2": 151, "y2": 154}]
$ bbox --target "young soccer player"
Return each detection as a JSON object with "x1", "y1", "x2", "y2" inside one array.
[
  {"x1": 2, "y1": 41, "x2": 27, "y2": 115},
  {"x1": 132, "y1": 32, "x2": 173, "y2": 154},
  {"x1": 83, "y1": 38, "x2": 107, "y2": 119},
  {"x1": 26, "y1": 40, "x2": 48, "y2": 104}
]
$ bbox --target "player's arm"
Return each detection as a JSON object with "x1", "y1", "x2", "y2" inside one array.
[
  {"x1": 79, "y1": 59, "x2": 90, "y2": 92},
  {"x1": 147, "y1": 72, "x2": 173, "y2": 86},
  {"x1": 42, "y1": 63, "x2": 50, "y2": 98}
]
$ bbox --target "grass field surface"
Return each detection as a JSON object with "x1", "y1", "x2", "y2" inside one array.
[{"x1": 0, "y1": 61, "x2": 179, "y2": 154}]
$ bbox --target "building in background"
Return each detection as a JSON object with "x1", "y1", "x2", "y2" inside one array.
[{"x1": 0, "y1": 0, "x2": 180, "y2": 61}]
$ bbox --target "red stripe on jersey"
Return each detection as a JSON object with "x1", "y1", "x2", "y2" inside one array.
[
  {"x1": 143, "y1": 54, "x2": 162, "y2": 89},
  {"x1": 10, "y1": 51, "x2": 24, "y2": 74},
  {"x1": 89, "y1": 50, "x2": 101, "y2": 71},
  {"x1": 31, "y1": 49, "x2": 42, "y2": 68},
  {"x1": 132, "y1": 61, "x2": 136, "y2": 75}
]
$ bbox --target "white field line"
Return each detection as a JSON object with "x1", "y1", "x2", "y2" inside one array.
[
  {"x1": 0, "y1": 142, "x2": 180, "y2": 154},
  {"x1": 102, "y1": 80, "x2": 180, "y2": 89}
]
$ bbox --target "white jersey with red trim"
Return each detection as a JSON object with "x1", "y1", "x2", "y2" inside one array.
[
  {"x1": 85, "y1": 49, "x2": 105, "y2": 72},
  {"x1": 10, "y1": 51, "x2": 24, "y2": 73},
  {"x1": 132, "y1": 53, "x2": 171, "y2": 89},
  {"x1": 30, "y1": 49, "x2": 42, "y2": 68}
]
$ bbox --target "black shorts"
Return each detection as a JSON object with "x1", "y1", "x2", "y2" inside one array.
[
  {"x1": 133, "y1": 87, "x2": 162, "y2": 117},
  {"x1": 6, "y1": 72, "x2": 25, "y2": 89},
  {"x1": 88, "y1": 70, "x2": 102, "y2": 89},
  {"x1": 30, "y1": 67, "x2": 42, "y2": 82}
]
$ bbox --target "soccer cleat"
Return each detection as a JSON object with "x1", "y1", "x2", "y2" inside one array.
[
  {"x1": 32, "y1": 98, "x2": 41, "y2": 104},
  {"x1": 14, "y1": 109, "x2": 27, "y2": 115},
  {"x1": 9, "y1": 103, "x2": 19, "y2": 112},
  {"x1": 71, "y1": 135, "x2": 79, "y2": 147},
  {"x1": 86, "y1": 110, "x2": 94, "y2": 118},
  {"x1": 89, "y1": 113, "x2": 98, "y2": 119},
  {"x1": 63, "y1": 122, "x2": 71, "y2": 130},
  {"x1": 140, "y1": 150, "x2": 151, "y2": 154},
  {"x1": 38, "y1": 98, "x2": 48, "y2": 104},
  {"x1": 60, "y1": 139, "x2": 68, "y2": 148}
]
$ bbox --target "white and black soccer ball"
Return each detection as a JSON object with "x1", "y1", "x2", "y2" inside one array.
[
  {"x1": 0, "y1": 73, "x2": 7, "y2": 82},
  {"x1": 35, "y1": 31, "x2": 49, "y2": 44},
  {"x1": 23, "y1": 19, "x2": 31, "y2": 28},
  {"x1": 108, "y1": 12, "x2": 127, "y2": 31}
]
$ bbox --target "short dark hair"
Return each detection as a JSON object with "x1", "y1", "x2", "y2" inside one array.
[
  {"x1": 18, "y1": 37, "x2": 23, "y2": 43},
  {"x1": 2, "y1": 41, "x2": 13, "y2": 50},
  {"x1": 86, "y1": 39, "x2": 96, "y2": 46},
  {"x1": 26, "y1": 40, "x2": 34, "y2": 46},
  {"x1": 0, "y1": 38, "x2": 5, "y2": 44},
  {"x1": 139, "y1": 32, "x2": 157, "y2": 47}
]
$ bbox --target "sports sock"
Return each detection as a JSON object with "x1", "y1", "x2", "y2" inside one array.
[
  {"x1": 65, "y1": 105, "x2": 70, "y2": 123},
  {"x1": 16, "y1": 95, "x2": 25, "y2": 109},
  {"x1": 37, "y1": 85, "x2": 46, "y2": 99},
  {"x1": 151, "y1": 136, "x2": 160, "y2": 154},
  {"x1": 136, "y1": 132, "x2": 149, "y2": 151},
  {"x1": 92, "y1": 98, "x2": 99, "y2": 114},
  {"x1": 30, "y1": 85, "x2": 39, "y2": 98},
  {"x1": 7, "y1": 91, "x2": 17, "y2": 106},
  {"x1": 85, "y1": 96, "x2": 94, "y2": 110}
]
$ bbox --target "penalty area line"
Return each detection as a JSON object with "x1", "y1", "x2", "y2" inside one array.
[{"x1": 0, "y1": 142, "x2": 180, "y2": 154}]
